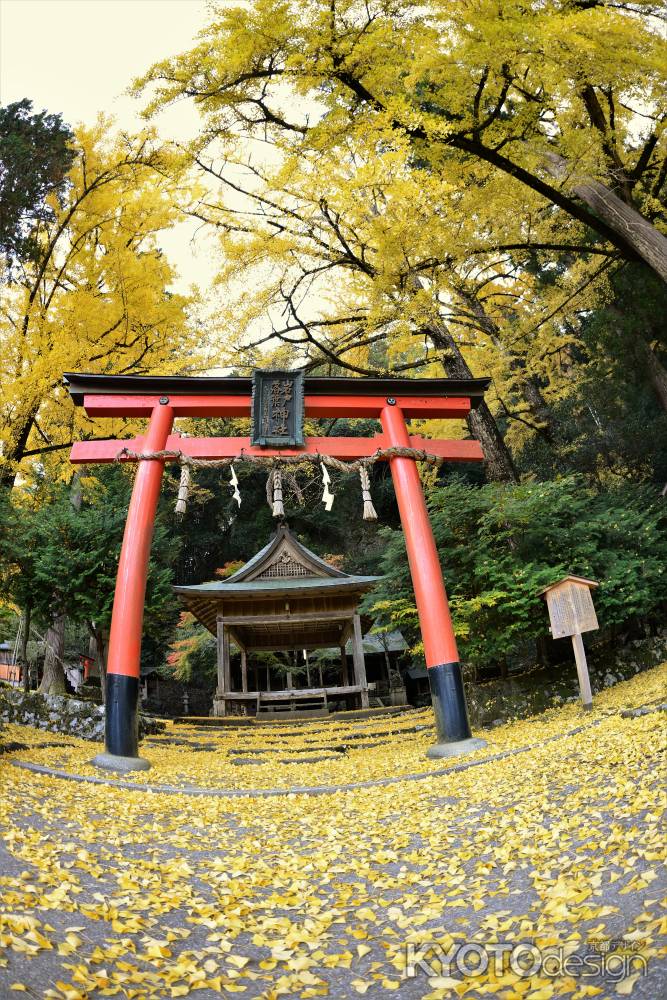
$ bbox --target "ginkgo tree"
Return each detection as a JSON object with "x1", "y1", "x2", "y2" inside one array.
[
  {"x1": 138, "y1": 122, "x2": 618, "y2": 480},
  {"x1": 187, "y1": 140, "x2": 530, "y2": 481},
  {"x1": 138, "y1": 0, "x2": 667, "y2": 278},
  {"x1": 0, "y1": 117, "x2": 205, "y2": 490},
  {"x1": 135, "y1": 0, "x2": 667, "y2": 480}
]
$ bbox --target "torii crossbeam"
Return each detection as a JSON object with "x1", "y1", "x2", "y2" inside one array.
[{"x1": 64, "y1": 372, "x2": 490, "y2": 770}]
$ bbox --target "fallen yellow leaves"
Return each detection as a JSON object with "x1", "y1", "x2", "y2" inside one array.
[{"x1": 0, "y1": 662, "x2": 664, "y2": 997}]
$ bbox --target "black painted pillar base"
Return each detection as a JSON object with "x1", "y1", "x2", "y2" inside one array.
[
  {"x1": 92, "y1": 673, "x2": 150, "y2": 773},
  {"x1": 426, "y1": 661, "x2": 487, "y2": 759}
]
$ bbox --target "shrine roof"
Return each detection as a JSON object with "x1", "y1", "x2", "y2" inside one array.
[
  {"x1": 225, "y1": 524, "x2": 347, "y2": 582},
  {"x1": 319, "y1": 630, "x2": 408, "y2": 657},
  {"x1": 63, "y1": 371, "x2": 490, "y2": 406},
  {"x1": 174, "y1": 524, "x2": 381, "y2": 620},
  {"x1": 174, "y1": 575, "x2": 380, "y2": 599}
]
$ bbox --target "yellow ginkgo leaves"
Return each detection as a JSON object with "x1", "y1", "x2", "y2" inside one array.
[{"x1": 0, "y1": 663, "x2": 664, "y2": 999}]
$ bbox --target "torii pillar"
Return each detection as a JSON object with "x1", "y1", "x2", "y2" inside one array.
[
  {"x1": 92, "y1": 398, "x2": 174, "y2": 771},
  {"x1": 381, "y1": 402, "x2": 485, "y2": 758}
]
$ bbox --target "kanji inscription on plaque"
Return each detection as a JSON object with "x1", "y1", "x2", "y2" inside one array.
[
  {"x1": 544, "y1": 578, "x2": 599, "y2": 639},
  {"x1": 251, "y1": 369, "x2": 305, "y2": 447}
]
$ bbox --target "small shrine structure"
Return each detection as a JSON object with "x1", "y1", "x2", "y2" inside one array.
[{"x1": 175, "y1": 524, "x2": 379, "y2": 716}]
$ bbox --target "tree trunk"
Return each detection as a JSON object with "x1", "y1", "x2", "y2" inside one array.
[
  {"x1": 412, "y1": 276, "x2": 518, "y2": 483},
  {"x1": 38, "y1": 612, "x2": 67, "y2": 695},
  {"x1": 21, "y1": 603, "x2": 31, "y2": 692},
  {"x1": 636, "y1": 337, "x2": 667, "y2": 413},
  {"x1": 0, "y1": 408, "x2": 40, "y2": 493},
  {"x1": 456, "y1": 286, "x2": 556, "y2": 443},
  {"x1": 89, "y1": 626, "x2": 109, "y2": 704},
  {"x1": 545, "y1": 154, "x2": 667, "y2": 284},
  {"x1": 521, "y1": 377, "x2": 556, "y2": 440},
  {"x1": 426, "y1": 317, "x2": 519, "y2": 482}
]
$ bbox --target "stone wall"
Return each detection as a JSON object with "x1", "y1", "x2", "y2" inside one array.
[
  {"x1": 465, "y1": 631, "x2": 667, "y2": 727},
  {"x1": 0, "y1": 685, "x2": 165, "y2": 742},
  {"x1": 142, "y1": 677, "x2": 214, "y2": 718}
]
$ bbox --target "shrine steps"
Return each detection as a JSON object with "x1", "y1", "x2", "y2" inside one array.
[{"x1": 173, "y1": 705, "x2": 413, "y2": 727}]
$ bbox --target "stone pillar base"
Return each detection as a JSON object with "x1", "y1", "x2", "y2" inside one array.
[
  {"x1": 426, "y1": 736, "x2": 487, "y2": 760},
  {"x1": 91, "y1": 752, "x2": 150, "y2": 773}
]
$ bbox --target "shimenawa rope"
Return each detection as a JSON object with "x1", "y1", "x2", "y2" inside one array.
[{"x1": 113, "y1": 445, "x2": 442, "y2": 520}]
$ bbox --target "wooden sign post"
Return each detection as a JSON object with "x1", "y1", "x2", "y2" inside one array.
[{"x1": 539, "y1": 575, "x2": 599, "y2": 710}]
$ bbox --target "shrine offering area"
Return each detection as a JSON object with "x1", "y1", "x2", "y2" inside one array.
[{"x1": 0, "y1": 664, "x2": 665, "y2": 999}]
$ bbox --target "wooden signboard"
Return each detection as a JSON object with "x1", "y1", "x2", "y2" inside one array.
[
  {"x1": 544, "y1": 579, "x2": 599, "y2": 639},
  {"x1": 539, "y1": 575, "x2": 599, "y2": 710}
]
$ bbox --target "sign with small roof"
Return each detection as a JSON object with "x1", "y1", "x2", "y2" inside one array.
[
  {"x1": 539, "y1": 575, "x2": 599, "y2": 640},
  {"x1": 539, "y1": 575, "x2": 599, "y2": 710}
]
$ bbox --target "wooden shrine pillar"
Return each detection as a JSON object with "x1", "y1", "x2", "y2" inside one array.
[
  {"x1": 351, "y1": 614, "x2": 369, "y2": 708},
  {"x1": 340, "y1": 645, "x2": 349, "y2": 686},
  {"x1": 215, "y1": 619, "x2": 231, "y2": 716},
  {"x1": 241, "y1": 650, "x2": 248, "y2": 693}
]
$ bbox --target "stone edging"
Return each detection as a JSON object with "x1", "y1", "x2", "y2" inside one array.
[{"x1": 10, "y1": 717, "x2": 608, "y2": 799}]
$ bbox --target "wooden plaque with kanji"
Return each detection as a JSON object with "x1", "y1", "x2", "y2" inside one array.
[
  {"x1": 251, "y1": 369, "x2": 305, "y2": 448},
  {"x1": 545, "y1": 579, "x2": 599, "y2": 639}
]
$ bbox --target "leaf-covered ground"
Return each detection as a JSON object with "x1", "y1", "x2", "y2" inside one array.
[
  {"x1": 0, "y1": 665, "x2": 665, "y2": 999},
  {"x1": 6, "y1": 665, "x2": 667, "y2": 792}
]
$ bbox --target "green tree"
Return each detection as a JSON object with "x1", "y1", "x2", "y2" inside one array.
[
  {"x1": 366, "y1": 476, "x2": 667, "y2": 671},
  {"x1": 0, "y1": 99, "x2": 75, "y2": 268},
  {"x1": 0, "y1": 468, "x2": 180, "y2": 696}
]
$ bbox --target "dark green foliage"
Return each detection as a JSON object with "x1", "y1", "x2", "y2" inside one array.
[
  {"x1": 0, "y1": 467, "x2": 178, "y2": 648},
  {"x1": 169, "y1": 417, "x2": 400, "y2": 586},
  {"x1": 365, "y1": 476, "x2": 667, "y2": 669},
  {"x1": 516, "y1": 265, "x2": 667, "y2": 483},
  {"x1": 0, "y1": 99, "x2": 76, "y2": 267}
]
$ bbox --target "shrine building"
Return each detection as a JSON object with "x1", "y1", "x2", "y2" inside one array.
[{"x1": 174, "y1": 524, "x2": 381, "y2": 716}]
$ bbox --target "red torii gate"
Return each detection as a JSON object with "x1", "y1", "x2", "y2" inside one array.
[{"x1": 64, "y1": 372, "x2": 490, "y2": 771}]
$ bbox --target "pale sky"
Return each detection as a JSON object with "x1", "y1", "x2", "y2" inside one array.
[{"x1": 0, "y1": 0, "x2": 218, "y2": 291}]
